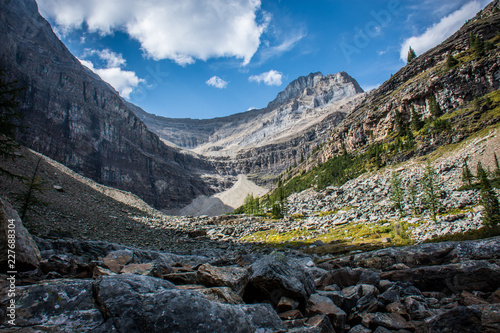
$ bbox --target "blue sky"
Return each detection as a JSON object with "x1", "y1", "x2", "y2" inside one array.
[{"x1": 36, "y1": 0, "x2": 490, "y2": 119}]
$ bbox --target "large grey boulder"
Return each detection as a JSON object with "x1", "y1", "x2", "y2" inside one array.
[
  {"x1": 428, "y1": 306, "x2": 482, "y2": 333},
  {"x1": 5, "y1": 274, "x2": 286, "y2": 332},
  {"x1": 0, "y1": 197, "x2": 41, "y2": 271},
  {"x1": 196, "y1": 263, "x2": 251, "y2": 296},
  {"x1": 11, "y1": 279, "x2": 105, "y2": 331},
  {"x1": 243, "y1": 254, "x2": 315, "y2": 307},
  {"x1": 95, "y1": 274, "x2": 286, "y2": 332}
]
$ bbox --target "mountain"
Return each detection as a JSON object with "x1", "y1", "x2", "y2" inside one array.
[
  {"x1": 132, "y1": 71, "x2": 364, "y2": 181},
  {"x1": 267, "y1": 0, "x2": 500, "y2": 205},
  {"x1": 0, "y1": 0, "x2": 219, "y2": 209},
  {"x1": 322, "y1": 1, "x2": 500, "y2": 160}
]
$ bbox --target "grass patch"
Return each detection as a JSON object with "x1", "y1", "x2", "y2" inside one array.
[
  {"x1": 438, "y1": 207, "x2": 474, "y2": 216},
  {"x1": 241, "y1": 218, "x2": 419, "y2": 254}
]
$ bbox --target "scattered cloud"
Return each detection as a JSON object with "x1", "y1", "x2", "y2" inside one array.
[
  {"x1": 249, "y1": 70, "x2": 283, "y2": 86},
  {"x1": 82, "y1": 48, "x2": 126, "y2": 67},
  {"x1": 78, "y1": 49, "x2": 144, "y2": 99},
  {"x1": 37, "y1": 0, "x2": 268, "y2": 66},
  {"x1": 206, "y1": 76, "x2": 229, "y2": 89},
  {"x1": 256, "y1": 31, "x2": 307, "y2": 64},
  {"x1": 400, "y1": 1, "x2": 481, "y2": 62}
]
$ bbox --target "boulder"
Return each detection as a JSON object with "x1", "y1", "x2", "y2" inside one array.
[
  {"x1": 12, "y1": 279, "x2": 105, "y2": 331},
  {"x1": 196, "y1": 263, "x2": 251, "y2": 296},
  {"x1": 306, "y1": 314, "x2": 335, "y2": 333},
  {"x1": 306, "y1": 293, "x2": 346, "y2": 331},
  {"x1": 39, "y1": 254, "x2": 92, "y2": 278},
  {"x1": 472, "y1": 304, "x2": 500, "y2": 333},
  {"x1": 120, "y1": 263, "x2": 156, "y2": 276},
  {"x1": 380, "y1": 260, "x2": 500, "y2": 293},
  {"x1": 102, "y1": 249, "x2": 134, "y2": 273},
  {"x1": 348, "y1": 324, "x2": 372, "y2": 333},
  {"x1": 279, "y1": 309, "x2": 304, "y2": 320},
  {"x1": 427, "y1": 306, "x2": 482, "y2": 333},
  {"x1": 362, "y1": 312, "x2": 414, "y2": 331},
  {"x1": 243, "y1": 254, "x2": 315, "y2": 307},
  {"x1": 403, "y1": 296, "x2": 430, "y2": 320},
  {"x1": 0, "y1": 197, "x2": 41, "y2": 271},
  {"x1": 277, "y1": 296, "x2": 300, "y2": 313},
  {"x1": 7, "y1": 273, "x2": 287, "y2": 332},
  {"x1": 94, "y1": 274, "x2": 286, "y2": 332},
  {"x1": 194, "y1": 287, "x2": 244, "y2": 305}
]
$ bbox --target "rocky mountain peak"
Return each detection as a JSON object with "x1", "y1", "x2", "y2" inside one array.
[{"x1": 267, "y1": 71, "x2": 363, "y2": 109}]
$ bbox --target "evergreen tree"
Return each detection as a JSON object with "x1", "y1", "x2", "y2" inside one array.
[
  {"x1": 461, "y1": 158, "x2": 474, "y2": 187},
  {"x1": 428, "y1": 94, "x2": 442, "y2": 118},
  {"x1": 394, "y1": 110, "x2": 408, "y2": 136},
  {"x1": 469, "y1": 32, "x2": 485, "y2": 57},
  {"x1": 477, "y1": 162, "x2": 500, "y2": 226},
  {"x1": 407, "y1": 47, "x2": 417, "y2": 63},
  {"x1": 407, "y1": 181, "x2": 420, "y2": 216},
  {"x1": 494, "y1": 153, "x2": 500, "y2": 179},
  {"x1": 271, "y1": 202, "x2": 283, "y2": 219},
  {"x1": 390, "y1": 171, "x2": 405, "y2": 216},
  {"x1": 422, "y1": 161, "x2": 441, "y2": 222},
  {"x1": 410, "y1": 106, "x2": 423, "y2": 131},
  {"x1": 0, "y1": 70, "x2": 24, "y2": 179},
  {"x1": 446, "y1": 54, "x2": 459, "y2": 69},
  {"x1": 14, "y1": 158, "x2": 50, "y2": 221}
]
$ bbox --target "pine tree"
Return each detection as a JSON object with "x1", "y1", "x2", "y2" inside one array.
[
  {"x1": 477, "y1": 162, "x2": 500, "y2": 226},
  {"x1": 422, "y1": 161, "x2": 441, "y2": 222},
  {"x1": 446, "y1": 54, "x2": 459, "y2": 69},
  {"x1": 428, "y1": 94, "x2": 442, "y2": 118},
  {"x1": 411, "y1": 107, "x2": 423, "y2": 131},
  {"x1": 14, "y1": 158, "x2": 50, "y2": 221},
  {"x1": 271, "y1": 202, "x2": 283, "y2": 219},
  {"x1": 394, "y1": 110, "x2": 405, "y2": 135},
  {"x1": 469, "y1": 32, "x2": 485, "y2": 57},
  {"x1": 390, "y1": 171, "x2": 405, "y2": 216},
  {"x1": 407, "y1": 181, "x2": 420, "y2": 216},
  {"x1": 461, "y1": 158, "x2": 474, "y2": 187},
  {"x1": 494, "y1": 153, "x2": 500, "y2": 179},
  {"x1": 407, "y1": 47, "x2": 417, "y2": 63}
]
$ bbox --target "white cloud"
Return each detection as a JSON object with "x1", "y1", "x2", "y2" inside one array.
[
  {"x1": 206, "y1": 76, "x2": 228, "y2": 89},
  {"x1": 400, "y1": 1, "x2": 481, "y2": 62},
  {"x1": 249, "y1": 70, "x2": 283, "y2": 86},
  {"x1": 257, "y1": 31, "x2": 306, "y2": 64},
  {"x1": 83, "y1": 48, "x2": 126, "y2": 68},
  {"x1": 78, "y1": 50, "x2": 144, "y2": 99},
  {"x1": 37, "y1": 0, "x2": 268, "y2": 66}
]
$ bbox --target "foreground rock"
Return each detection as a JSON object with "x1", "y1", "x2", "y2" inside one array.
[
  {"x1": 2, "y1": 231, "x2": 500, "y2": 332},
  {"x1": 0, "y1": 197, "x2": 41, "y2": 271},
  {"x1": 243, "y1": 254, "x2": 315, "y2": 307},
  {"x1": 11, "y1": 274, "x2": 286, "y2": 332}
]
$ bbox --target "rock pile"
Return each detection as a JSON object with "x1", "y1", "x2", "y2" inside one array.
[{"x1": 2, "y1": 218, "x2": 500, "y2": 332}]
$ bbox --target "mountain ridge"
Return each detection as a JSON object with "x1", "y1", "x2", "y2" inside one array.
[{"x1": 0, "y1": 0, "x2": 219, "y2": 209}]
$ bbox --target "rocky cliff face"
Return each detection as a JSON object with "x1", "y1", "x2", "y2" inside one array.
[
  {"x1": 322, "y1": 1, "x2": 500, "y2": 160},
  {"x1": 0, "y1": 0, "x2": 218, "y2": 209},
  {"x1": 133, "y1": 71, "x2": 364, "y2": 180}
]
